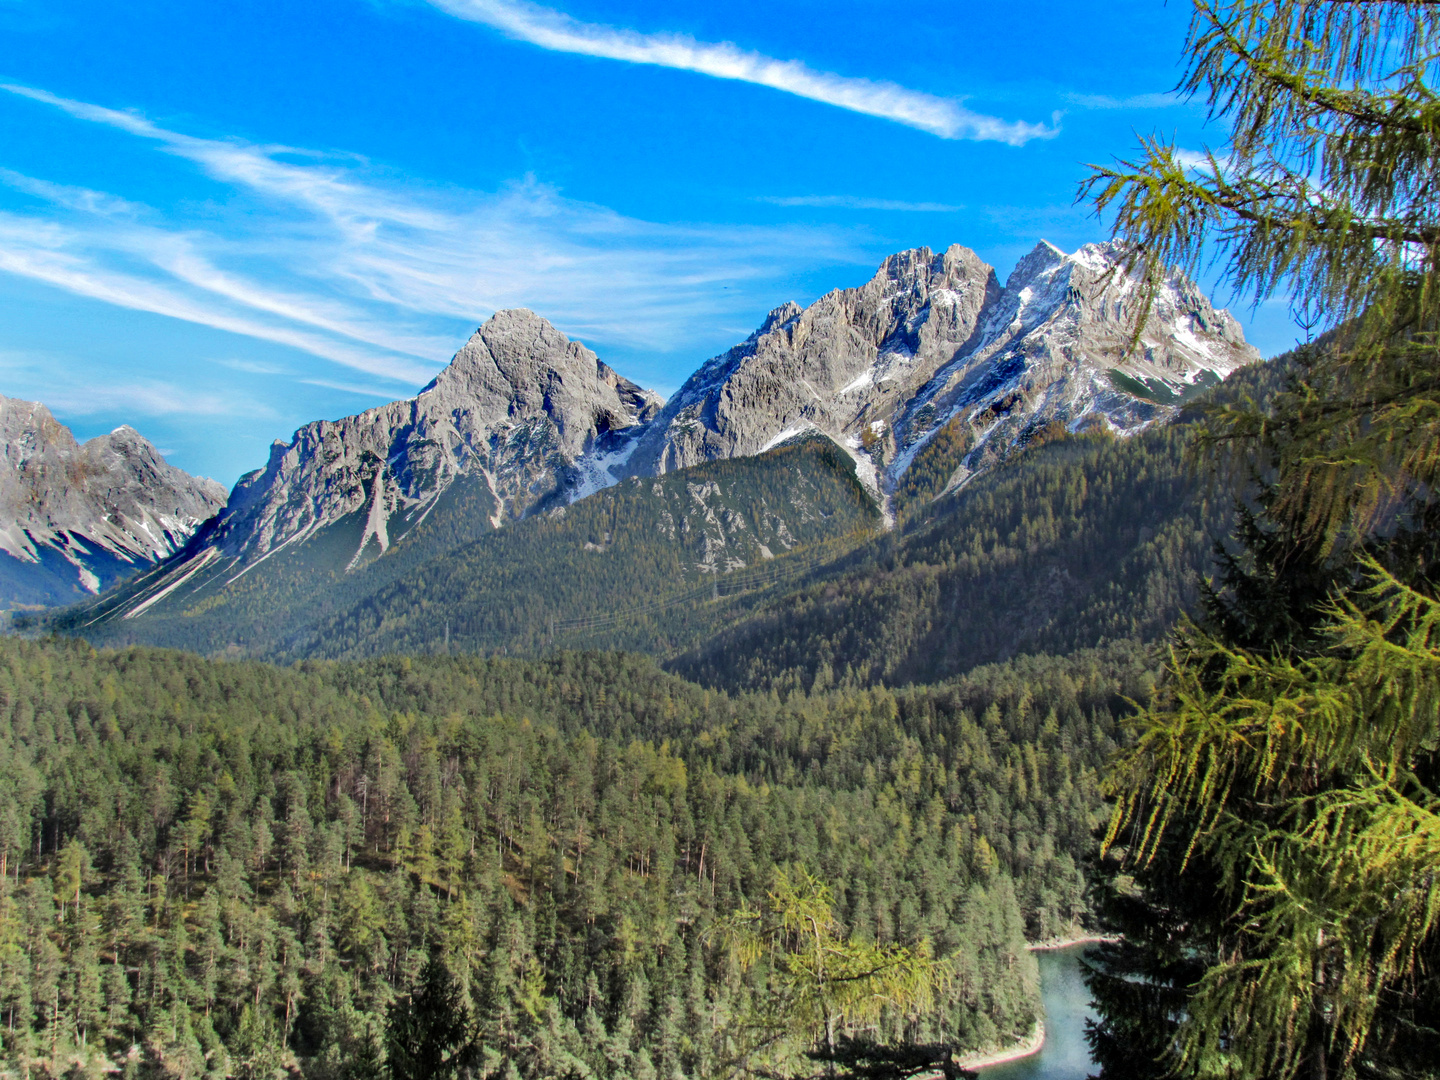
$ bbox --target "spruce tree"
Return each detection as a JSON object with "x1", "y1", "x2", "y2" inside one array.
[{"x1": 384, "y1": 954, "x2": 477, "y2": 1080}]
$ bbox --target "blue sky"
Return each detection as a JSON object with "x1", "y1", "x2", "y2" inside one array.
[{"x1": 0, "y1": 0, "x2": 1301, "y2": 485}]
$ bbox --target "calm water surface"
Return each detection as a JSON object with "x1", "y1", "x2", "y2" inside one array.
[{"x1": 981, "y1": 944, "x2": 1096, "y2": 1080}]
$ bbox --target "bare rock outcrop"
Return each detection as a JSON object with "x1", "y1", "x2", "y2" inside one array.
[
  {"x1": 616, "y1": 241, "x2": 1258, "y2": 503},
  {"x1": 202, "y1": 309, "x2": 661, "y2": 568},
  {"x1": 0, "y1": 397, "x2": 226, "y2": 600}
]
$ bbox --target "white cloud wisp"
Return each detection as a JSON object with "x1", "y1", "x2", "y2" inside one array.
[
  {"x1": 428, "y1": 0, "x2": 1059, "y2": 145},
  {"x1": 0, "y1": 83, "x2": 867, "y2": 393}
]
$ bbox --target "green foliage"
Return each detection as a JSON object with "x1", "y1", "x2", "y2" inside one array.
[
  {"x1": 1085, "y1": 2, "x2": 1440, "y2": 1077},
  {"x1": 65, "y1": 436, "x2": 878, "y2": 665},
  {"x1": 1106, "y1": 564, "x2": 1440, "y2": 1078},
  {"x1": 891, "y1": 417, "x2": 976, "y2": 516},
  {"x1": 386, "y1": 956, "x2": 475, "y2": 1080},
  {"x1": 675, "y1": 426, "x2": 1224, "y2": 691},
  {"x1": 0, "y1": 635, "x2": 1135, "y2": 1077},
  {"x1": 711, "y1": 868, "x2": 949, "y2": 1076}
]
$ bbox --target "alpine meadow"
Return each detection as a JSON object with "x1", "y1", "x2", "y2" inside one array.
[{"x1": 0, "y1": 0, "x2": 1437, "y2": 1078}]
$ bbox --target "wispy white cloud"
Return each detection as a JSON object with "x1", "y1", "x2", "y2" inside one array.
[
  {"x1": 0, "y1": 83, "x2": 870, "y2": 391},
  {"x1": 54, "y1": 382, "x2": 273, "y2": 419},
  {"x1": 1065, "y1": 90, "x2": 1182, "y2": 110},
  {"x1": 426, "y1": 0, "x2": 1060, "y2": 145},
  {"x1": 0, "y1": 167, "x2": 144, "y2": 217},
  {"x1": 0, "y1": 348, "x2": 258, "y2": 423},
  {"x1": 214, "y1": 358, "x2": 289, "y2": 375},
  {"x1": 759, "y1": 194, "x2": 963, "y2": 213},
  {"x1": 0, "y1": 212, "x2": 435, "y2": 382},
  {"x1": 1174, "y1": 147, "x2": 1230, "y2": 174},
  {"x1": 300, "y1": 378, "x2": 403, "y2": 398}
]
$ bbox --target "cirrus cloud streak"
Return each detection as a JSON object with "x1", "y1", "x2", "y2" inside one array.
[
  {"x1": 0, "y1": 83, "x2": 869, "y2": 393},
  {"x1": 427, "y1": 0, "x2": 1060, "y2": 145}
]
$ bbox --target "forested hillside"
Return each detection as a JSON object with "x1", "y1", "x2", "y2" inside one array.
[
  {"x1": 55, "y1": 362, "x2": 1287, "y2": 682},
  {"x1": 63, "y1": 436, "x2": 878, "y2": 663},
  {"x1": 672, "y1": 425, "x2": 1219, "y2": 691},
  {"x1": 0, "y1": 637, "x2": 1144, "y2": 1078},
  {"x1": 670, "y1": 358, "x2": 1293, "y2": 693}
]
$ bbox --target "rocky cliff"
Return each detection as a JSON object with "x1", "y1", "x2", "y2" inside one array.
[
  {"x1": 0, "y1": 396, "x2": 226, "y2": 607},
  {"x1": 200, "y1": 308, "x2": 661, "y2": 571},
  {"x1": 616, "y1": 240, "x2": 1258, "y2": 505}
]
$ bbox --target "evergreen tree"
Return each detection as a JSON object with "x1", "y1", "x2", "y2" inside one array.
[
  {"x1": 1085, "y1": 1, "x2": 1440, "y2": 1077},
  {"x1": 384, "y1": 955, "x2": 476, "y2": 1080}
]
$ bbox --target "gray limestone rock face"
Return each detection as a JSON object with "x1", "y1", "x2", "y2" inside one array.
[
  {"x1": 203, "y1": 309, "x2": 662, "y2": 567},
  {"x1": 615, "y1": 240, "x2": 1259, "y2": 504},
  {"x1": 0, "y1": 396, "x2": 226, "y2": 596},
  {"x1": 621, "y1": 245, "x2": 1001, "y2": 491},
  {"x1": 887, "y1": 240, "x2": 1258, "y2": 493}
]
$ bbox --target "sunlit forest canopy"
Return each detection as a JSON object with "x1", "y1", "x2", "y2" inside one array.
[{"x1": 0, "y1": 637, "x2": 1147, "y2": 1078}]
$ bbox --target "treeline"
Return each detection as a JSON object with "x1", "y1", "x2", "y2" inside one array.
[{"x1": 0, "y1": 638, "x2": 1144, "y2": 1077}]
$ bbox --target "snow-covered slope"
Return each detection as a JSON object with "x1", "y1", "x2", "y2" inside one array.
[
  {"x1": 887, "y1": 240, "x2": 1256, "y2": 493},
  {"x1": 0, "y1": 396, "x2": 226, "y2": 608}
]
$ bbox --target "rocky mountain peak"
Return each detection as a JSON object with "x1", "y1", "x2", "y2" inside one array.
[
  {"x1": 419, "y1": 309, "x2": 659, "y2": 449},
  {"x1": 754, "y1": 301, "x2": 804, "y2": 339},
  {"x1": 0, "y1": 395, "x2": 225, "y2": 607},
  {"x1": 616, "y1": 241, "x2": 1257, "y2": 509},
  {"x1": 196, "y1": 308, "x2": 665, "y2": 574},
  {"x1": 1005, "y1": 240, "x2": 1070, "y2": 290},
  {"x1": 615, "y1": 242, "x2": 1003, "y2": 491}
]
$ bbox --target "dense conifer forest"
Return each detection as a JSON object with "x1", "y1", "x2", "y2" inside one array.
[{"x1": 0, "y1": 637, "x2": 1142, "y2": 1078}]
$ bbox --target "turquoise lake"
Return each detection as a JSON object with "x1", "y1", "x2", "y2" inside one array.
[{"x1": 981, "y1": 944, "x2": 1097, "y2": 1080}]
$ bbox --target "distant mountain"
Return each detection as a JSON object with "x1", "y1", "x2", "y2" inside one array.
[
  {"x1": 0, "y1": 395, "x2": 226, "y2": 611},
  {"x1": 56, "y1": 237, "x2": 1261, "y2": 650},
  {"x1": 620, "y1": 240, "x2": 1257, "y2": 510}
]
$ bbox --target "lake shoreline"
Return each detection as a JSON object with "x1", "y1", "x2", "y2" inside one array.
[
  {"x1": 959, "y1": 938, "x2": 1110, "y2": 1072},
  {"x1": 1026, "y1": 933, "x2": 1118, "y2": 952},
  {"x1": 958, "y1": 1020, "x2": 1045, "y2": 1070}
]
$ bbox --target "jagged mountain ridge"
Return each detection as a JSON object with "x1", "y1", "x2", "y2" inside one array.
[
  {"x1": 619, "y1": 240, "x2": 1258, "y2": 501},
  {"x1": 73, "y1": 237, "x2": 1259, "y2": 630},
  {"x1": 0, "y1": 395, "x2": 226, "y2": 609},
  {"x1": 201, "y1": 308, "x2": 661, "y2": 573}
]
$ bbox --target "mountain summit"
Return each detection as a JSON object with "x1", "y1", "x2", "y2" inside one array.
[
  {"x1": 76, "y1": 238, "x2": 1260, "y2": 631},
  {"x1": 199, "y1": 308, "x2": 662, "y2": 572},
  {"x1": 0, "y1": 396, "x2": 226, "y2": 609},
  {"x1": 616, "y1": 240, "x2": 1257, "y2": 503}
]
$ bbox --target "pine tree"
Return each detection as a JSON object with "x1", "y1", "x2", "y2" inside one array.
[{"x1": 1084, "y1": 2, "x2": 1440, "y2": 1077}]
